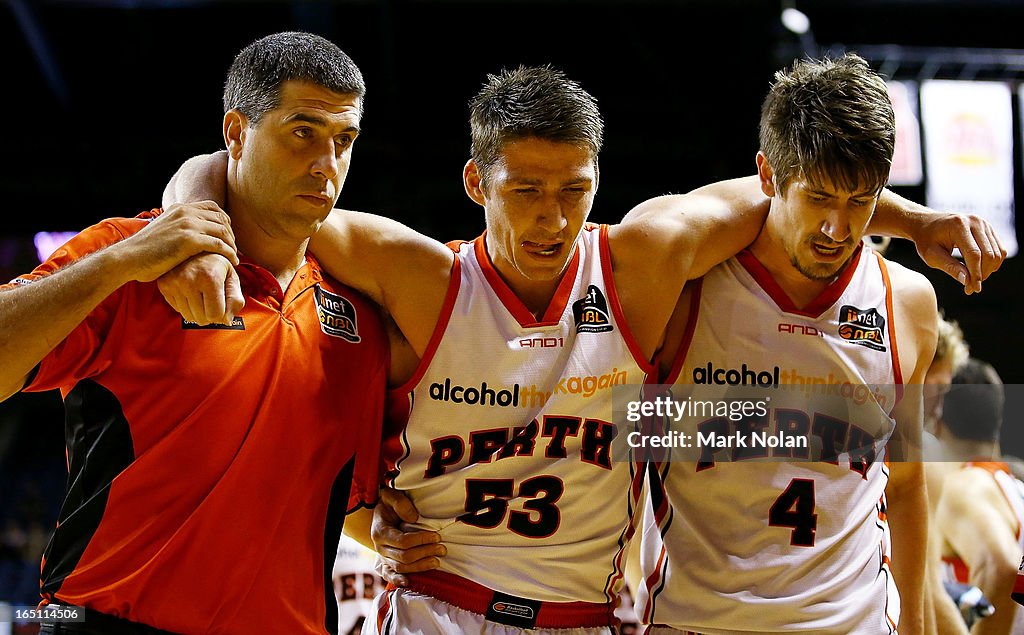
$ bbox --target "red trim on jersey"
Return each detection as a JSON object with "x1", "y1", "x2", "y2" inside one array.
[
  {"x1": 446, "y1": 239, "x2": 471, "y2": 253},
  {"x1": 736, "y1": 245, "x2": 863, "y2": 318},
  {"x1": 402, "y1": 570, "x2": 616, "y2": 628},
  {"x1": 376, "y1": 587, "x2": 394, "y2": 631},
  {"x1": 941, "y1": 555, "x2": 971, "y2": 584},
  {"x1": 641, "y1": 544, "x2": 669, "y2": 623},
  {"x1": 473, "y1": 232, "x2": 581, "y2": 328},
  {"x1": 875, "y1": 254, "x2": 904, "y2": 407},
  {"x1": 663, "y1": 278, "x2": 704, "y2": 385},
  {"x1": 598, "y1": 224, "x2": 656, "y2": 376},
  {"x1": 389, "y1": 255, "x2": 462, "y2": 397},
  {"x1": 1014, "y1": 571, "x2": 1024, "y2": 595}
]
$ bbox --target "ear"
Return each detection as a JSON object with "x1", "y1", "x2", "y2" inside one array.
[
  {"x1": 463, "y1": 159, "x2": 487, "y2": 207},
  {"x1": 755, "y1": 152, "x2": 776, "y2": 198},
  {"x1": 223, "y1": 109, "x2": 248, "y2": 160}
]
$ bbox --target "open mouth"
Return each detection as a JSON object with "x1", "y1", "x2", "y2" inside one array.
[
  {"x1": 522, "y1": 241, "x2": 563, "y2": 257},
  {"x1": 810, "y1": 242, "x2": 844, "y2": 259}
]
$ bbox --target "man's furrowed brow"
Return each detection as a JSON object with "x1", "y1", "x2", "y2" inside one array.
[
  {"x1": 283, "y1": 112, "x2": 361, "y2": 135},
  {"x1": 284, "y1": 112, "x2": 328, "y2": 126}
]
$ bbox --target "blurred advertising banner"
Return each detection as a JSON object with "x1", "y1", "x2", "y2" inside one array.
[
  {"x1": 887, "y1": 81, "x2": 923, "y2": 186},
  {"x1": 921, "y1": 79, "x2": 1017, "y2": 257}
]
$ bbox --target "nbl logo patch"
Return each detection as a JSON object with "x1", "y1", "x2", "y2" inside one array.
[
  {"x1": 838, "y1": 305, "x2": 886, "y2": 352},
  {"x1": 314, "y1": 284, "x2": 360, "y2": 343},
  {"x1": 485, "y1": 592, "x2": 541, "y2": 629},
  {"x1": 572, "y1": 285, "x2": 613, "y2": 334}
]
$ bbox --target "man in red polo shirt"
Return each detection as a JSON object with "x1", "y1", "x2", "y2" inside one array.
[{"x1": 0, "y1": 32, "x2": 389, "y2": 635}]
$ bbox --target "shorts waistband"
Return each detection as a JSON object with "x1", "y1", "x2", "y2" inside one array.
[{"x1": 401, "y1": 570, "x2": 616, "y2": 629}]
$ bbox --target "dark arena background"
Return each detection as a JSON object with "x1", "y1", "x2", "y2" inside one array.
[{"x1": 0, "y1": 0, "x2": 1022, "y2": 616}]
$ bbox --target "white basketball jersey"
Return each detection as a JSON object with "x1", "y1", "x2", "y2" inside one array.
[
  {"x1": 386, "y1": 225, "x2": 650, "y2": 604},
  {"x1": 639, "y1": 247, "x2": 903, "y2": 634}
]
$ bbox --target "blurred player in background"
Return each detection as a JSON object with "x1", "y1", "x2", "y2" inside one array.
[
  {"x1": 333, "y1": 534, "x2": 385, "y2": 635},
  {"x1": 929, "y1": 359, "x2": 1022, "y2": 635}
]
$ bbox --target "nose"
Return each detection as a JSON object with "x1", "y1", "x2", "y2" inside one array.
[
  {"x1": 536, "y1": 197, "x2": 568, "y2": 234},
  {"x1": 311, "y1": 141, "x2": 340, "y2": 181},
  {"x1": 820, "y1": 205, "x2": 851, "y2": 243}
]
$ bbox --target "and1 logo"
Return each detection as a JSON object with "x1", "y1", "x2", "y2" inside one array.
[
  {"x1": 838, "y1": 305, "x2": 886, "y2": 352},
  {"x1": 314, "y1": 284, "x2": 360, "y2": 343},
  {"x1": 572, "y1": 285, "x2": 614, "y2": 334}
]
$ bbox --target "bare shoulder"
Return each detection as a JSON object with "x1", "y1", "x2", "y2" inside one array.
[
  {"x1": 882, "y1": 257, "x2": 938, "y2": 331},
  {"x1": 879, "y1": 256, "x2": 938, "y2": 385},
  {"x1": 312, "y1": 210, "x2": 455, "y2": 356},
  {"x1": 612, "y1": 193, "x2": 730, "y2": 251},
  {"x1": 608, "y1": 193, "x2": 727, "y2": 297},
  {"x1": 328, "y1": 210, "x2": 455, "y2": 261},
  {"x1": 940, "y1": 467, "x2": 1004, "y2": 514}
]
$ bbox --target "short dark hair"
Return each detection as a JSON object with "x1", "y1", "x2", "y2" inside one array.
[
  {"x1": 223, "y1": 31, "x2": 365, "y2": 125},
  {"x1": 469, "y1": 65, "x2": 603, "y2": 183},
  {"x1": 942, "y1": 358, "x2": 1005, "y2": 442},
  {"x1": 759, "y1": 53, "x2": 895, "y2": 195}
]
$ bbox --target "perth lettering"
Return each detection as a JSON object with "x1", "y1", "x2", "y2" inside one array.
[
  {"x1": 695, "y1": 408, "x2": 881, "y2": 476},
  {"x1": 424, "y1": 416, "x2": 616, "y2": 477}
]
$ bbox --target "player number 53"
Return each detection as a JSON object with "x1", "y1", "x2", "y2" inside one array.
[{"x1": 458, "y1": 476, "x2": 564, "y2": 538}]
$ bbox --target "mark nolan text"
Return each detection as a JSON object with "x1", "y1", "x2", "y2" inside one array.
[
  {"x1": 701, "y1": 430, "x2": 807, "y2": 449},
  {"x1": 627, "y1": 429, "x2": 807, "y2": 450}
]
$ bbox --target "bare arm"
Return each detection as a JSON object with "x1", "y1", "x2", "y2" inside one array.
[
  {"x1": 929, "y1": 550, "x2": 971, "y2": 635},
  {"x1": 159, "y1": 153, "x2": 454, "y2": 355},
  {"x1": 887, "y1": 262, "x2": 940, "y2": 635},
  {"x1": 619, "y1": 175, "x2": 1005, "y2": 293},
  {"x1": 309, "y1": 212, "x2": 453, "y2": 357},
  {"x1": 938, "y1": 470, "x2": 1022, "y2": 635},
  {"x1": 889, "y1": 461, "x2": 930, "y2": 635},
  {"x1": 0, "y1": 203, "x2": 236, "y2": 401},
  {"x1": 610, "y1": 177, "x2": 770, "y2": 358},
  {"x1": 162, "y1": 152, "x2": 228, "y2": 209},
  {"x1": 342, "y1": 507, "x2": 375, "y2": 552},
  {"x1": 867, "y1": 188, "x2": 1005, "y2": 294}
]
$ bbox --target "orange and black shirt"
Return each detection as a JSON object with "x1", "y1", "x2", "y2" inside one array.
[{"x1": 8, "y1": 210, "x2": 389, "y2": 634}]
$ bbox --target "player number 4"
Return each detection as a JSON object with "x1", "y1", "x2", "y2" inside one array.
[{"x1": 768, "y1": 478, "x2": 817, "y2": 547}]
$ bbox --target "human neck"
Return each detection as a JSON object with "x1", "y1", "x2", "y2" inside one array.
[
  {"x1": 227, "y1": 193, "x2": 310, "y2": 290},
  {"x1": 748, "y1": 228, "x2": 838, "y2": 310},
  {"x1": 942, "y1": 436, "x2": 1001, "y2": 462}
]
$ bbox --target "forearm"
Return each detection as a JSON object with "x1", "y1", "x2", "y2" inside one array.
[
  {"x1": 0, "y1": 247, "x2": 130, "y2": 401},
  {"x1": 889, "y1": 464, "x2": 930, "y2": 635},
  {"x1": 343, "y1": 507, "x2": 376, "y2": 552},
  {"x1": 162, "y1": 151, "x2": 229, "y2": 209},
  {"x1": 968, "y1": 557, "x2": 1018, "y2": 635},
  {"x1": 867, "y1": 189, "x2": 932, "y2": 240},
  {"x1": 929, "y1": 559, "x2": 969, "y2": 634}
]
